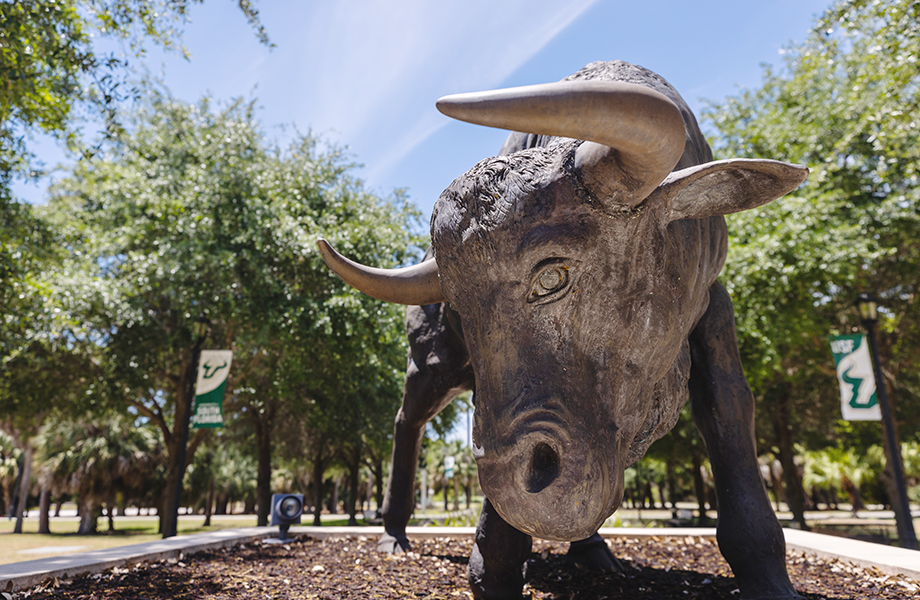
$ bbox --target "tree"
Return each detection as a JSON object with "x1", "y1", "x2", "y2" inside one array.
[
  {"x1": 0, "y1": 0, "x2": 269, "y2": 193},
  {"x1": 1, "y1": 0, "x2": 269, "y2": 534},
  {"x1": 1, "y1": 0, "x2": 268, "y2": 345},
  {"x1": 0, "y1": 428, "x2": 21, "y2": 516},
  {"x1": 645, "y1": 406, "x2": 712, "y2": 521},
  {"x1": 802, "y1": 446, "x2": 872, "y2": 512},
  {"x1": 42, "y1": 84, "x2": 421, "y2": 535},
  {"x1": 35, "y1": 412, "x2": 161, "y2": 534},
  {"x1": 705, "y1": 0, "x2": 920, "y2": 535},
  {"x1": 0, "y1": 247, "x2": 102, "y2": 532}
]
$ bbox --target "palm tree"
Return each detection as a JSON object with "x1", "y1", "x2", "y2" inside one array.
[
  {"x1": 211, "y1": 445, "x2": 257, "y2": 516},
  {"x1": 0, "y1": 429, "x2": 21, "y2": 517},
  {"x1": 35, "y1": 413, "x2": 162, "y2": 534},
  {"x1": 803, "y1": 447, "x2": 873, "y2": 513},
  {"x1": 902, "y1": 442, "x2": 920, "y2": 505}
]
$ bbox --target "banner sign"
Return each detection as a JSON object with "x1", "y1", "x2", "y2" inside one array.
[
  {"x1": 829, "y1": 335, "x2": 881, "y2": 421},
  {"x1": 191, "y1": 350, "x2": 233, "y2": 429}
]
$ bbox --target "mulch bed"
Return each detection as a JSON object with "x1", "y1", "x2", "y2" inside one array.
[{"x1": 11, "y1": 535, "x2": 918, "y2": 599}]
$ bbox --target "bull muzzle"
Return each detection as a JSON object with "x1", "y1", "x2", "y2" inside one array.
[{"x1": 475, "y1": 403, "x2": 619, "y2": 541}]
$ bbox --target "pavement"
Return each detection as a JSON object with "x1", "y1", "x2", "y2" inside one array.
[
  {"x1": 2, "y1": 525, "x2": 918, "y2": 594},
  {"x1": 0, "y1": 526, "x2": 277, "y2": 593}
]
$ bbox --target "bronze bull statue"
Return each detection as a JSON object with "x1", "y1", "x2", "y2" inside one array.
[{"x1": 319, "y1": 61, "x2": 808, "y2": 600}]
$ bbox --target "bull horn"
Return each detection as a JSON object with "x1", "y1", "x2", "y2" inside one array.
[
  {"x1": 436, "y1": 80, "x2": 686, "y2": 205},
  {"x1": 317, "y1": 239, "x2": 445, "y2": 306}
]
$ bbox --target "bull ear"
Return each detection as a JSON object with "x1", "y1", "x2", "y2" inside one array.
[{"x1": 650, "y1": 158, "x2": 808, "y2": 222}]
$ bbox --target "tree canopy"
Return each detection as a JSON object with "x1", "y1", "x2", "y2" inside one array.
[
  {"x1": 705, "y1": 0, "x2": 920, "y2": 527},
  {"x1": 0, "y1": 0, "x2": 269, "y2": 189},
  {"x1": 1, "y1": 1, "x2": 269, "y2": 382},
  {"x1": 9, "y1": 84, "x2": 420, "y2": 532}
]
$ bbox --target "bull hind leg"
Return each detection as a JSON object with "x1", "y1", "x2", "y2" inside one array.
[
  {"x1": 565, "y1": 533, "x2": 622, "y2": 571},
  {"x1": 378, "y1": 301, "x2": 474, "y2": 553},
  {"x1": 688, "y1": 282, "x2": 804, "y2": 600}
]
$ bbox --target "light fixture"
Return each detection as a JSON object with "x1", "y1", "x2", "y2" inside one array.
[
  {"x1": 269, "y1": 493, "x2": 303, "y2": 542},
  {"x1": 193, "y1": 314, "x2": 211, "y2": 339},
  {"x1": 855, "y1": 292, "x2": 878, "y2": 323}
]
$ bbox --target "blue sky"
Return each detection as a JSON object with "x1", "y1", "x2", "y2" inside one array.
[{"x1": 19, "y1": 0, "x2": 832, "y2": 222}]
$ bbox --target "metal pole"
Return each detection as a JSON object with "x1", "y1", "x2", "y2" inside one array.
[
  {"x1": 164, "y1": 334, "x2": 205, "y2": 538},
  {"x1": 864, "y1": 320, "x2": 918, "y2": 550}
]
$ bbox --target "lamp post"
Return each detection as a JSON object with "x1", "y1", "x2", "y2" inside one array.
[
  {"x1": 855, "y1": 292, "x2": 918, "y2": 550},
  {"x1": 164, "y1": 315, "x2": 210, "y2": 539}
]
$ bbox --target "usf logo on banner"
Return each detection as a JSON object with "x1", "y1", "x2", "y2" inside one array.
[
  {"x1": 828, "y1": 335, "x2": 881, "y2": 421},
  {"x1": 191, "y1": 350, "x2": 233, "y2": 429}
]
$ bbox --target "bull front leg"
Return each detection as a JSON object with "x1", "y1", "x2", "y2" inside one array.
[
  {"x1": 688, "y1": 282, "x2": 804, "y2": 600},
  {"x1": 469, "y1": 498, "x2": 533, "y2": 599},
  {"x1": 378, "y1": 302, "x2": 474, "y2": 553}
]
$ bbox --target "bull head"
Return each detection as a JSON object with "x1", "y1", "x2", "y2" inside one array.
[{"x1": 319, "y1": 78, "x2": 806, "y2": 541}]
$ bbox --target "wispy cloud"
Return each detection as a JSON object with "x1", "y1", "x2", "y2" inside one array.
[{"x1": 288, "y1": 0, "x2": 599, "y2": 184}]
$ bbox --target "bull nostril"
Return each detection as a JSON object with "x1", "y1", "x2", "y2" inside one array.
[{"x1": 526, "y1": 442, "x2": 560, "y2": 493}]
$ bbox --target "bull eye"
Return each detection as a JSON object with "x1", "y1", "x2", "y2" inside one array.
[{"x1": 528, "y1": 264, "x2": 570, "y2": 303}]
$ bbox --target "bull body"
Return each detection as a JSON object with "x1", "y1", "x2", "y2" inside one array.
[{"x1": 320, "y1": 61, "x2": 807, "y2": 600}]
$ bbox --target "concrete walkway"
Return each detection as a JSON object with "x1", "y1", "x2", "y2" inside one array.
[
  {"x1": 0, "y1": 526, "x2": 276, "y2": 593},
  {"x1": 2, "y1": 526, "x2": 917, "y2": 593}
]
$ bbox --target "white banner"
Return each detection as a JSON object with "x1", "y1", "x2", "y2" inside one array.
[
  {"x1": 829, "y1": 335, "x2": 881, "y2": 421},
  {"x1": 195, "y1": 350, "x2": 233, "y2": 395}
]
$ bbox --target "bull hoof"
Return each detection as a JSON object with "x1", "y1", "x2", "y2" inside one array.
[
  {"x1": 377, "y1": 532, "x2": 411, "y2": 554},
  {"x1": 565, "y1": 533, "x2": 623, "y2": 571}
]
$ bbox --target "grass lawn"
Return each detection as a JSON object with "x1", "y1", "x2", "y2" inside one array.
[{"x1": 0, "y1": 515, "x2": 258, "y2": 565}]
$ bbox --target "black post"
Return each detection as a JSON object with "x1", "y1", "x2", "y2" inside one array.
[
  {"x1": 863, "y1": 318, "x2": 918, "y2": 550},
  {"x1": 164, "y1": 326, "x2": 207, "y2": 539}
]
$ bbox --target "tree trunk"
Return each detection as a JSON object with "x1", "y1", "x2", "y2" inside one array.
[
  {"x1": 373, "y1": 458, "x2": 384, "y2": 512},
  {"x1": 160, "y1": 418, "x2": 183, "y2": 535},
  {"x1": 420, "y1": 469, "x2": 428, "y2": 511},
  {"x1": 452, "y1": 474, "x2": 460, "y2": 511},
  {"x1": 365, "y1": 473, "x2": 373, "y2": 513},
  {"x1": 842, "y1": 475, "x2": 865, "y2": 514},
  {"x1": 691, "y1": 453, "x2": 708, "y2": 524},
  {"x1": 348, "y1": 448, "x2": 360, "y2": 527},
  {"x1": 161, "y1": 345, "x2": 204, "y2": 538},
  {"x1": 328, "y1": 477, "x2": 339, "y2": 514},
  {"x1": 38, "y1": 487, "x2": 51, "y2": 534},
  {"x1": 635, "y1": 465, "x2": 645, "y2": 510},
  {"x1": 654, "y1": 482, "x2": 665, "y2": 510},
  {"x1": 0, "y1": 478, "x2": 7, "y2": 517},
  {"x1": 215, "y1": 494, "x2": 228, "y2": 515},
  {"x1": 106, "y1": 502, "x2": 115, "y2": 532},
  {"x1": 769, "y1": 459, "x2": 785, "y2": 512},
  {"x1": 13, "y1": 441, "x2": 34, "y2": 534},
  {"x1": 312, "y1": 445, "x2": 325, "y2": 526},
  {"x1": 203, "y1": 477, "x2": 215, "y2": 526},
  {"x1": 644, "y1": 482, "x2": 655, "y2": 509},
  {"x1": 772, "y1": 390, "x2": 809, "y2": 530},
  {"x1": 254, "y1": 406, "x2": 275, "y2": 527},
  {"x1": 444, "y1": 474, "x2": 449, "y2": 512},
  {"x1": 666, "y1": 461, "x2": 677, "y2": 509},
  {"x1": 77, "y1": 498, "x2": 99, "y2": 534}
]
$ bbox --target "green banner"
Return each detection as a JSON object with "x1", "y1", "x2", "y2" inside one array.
[
  {"x1": 828, "y1": 335, "x2": 881, "y2": 421},
  {"x1": 191, "y1": 350, "x2": 233, "y2": 429}
]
